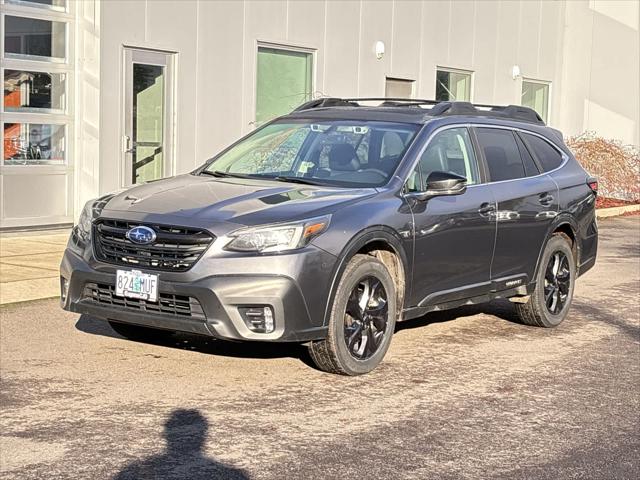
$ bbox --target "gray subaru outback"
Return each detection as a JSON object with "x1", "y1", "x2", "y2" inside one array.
[{"x1": 60, "y1": 98, "x2": 598, "y2": 375}]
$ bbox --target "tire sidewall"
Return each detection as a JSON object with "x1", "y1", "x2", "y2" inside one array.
[
  {"x1": 329, "y1": 257, "x2": 397, "y2": 375},
  {"x1": 534, "y1": 236, "x2": 576, "y2": 326}
]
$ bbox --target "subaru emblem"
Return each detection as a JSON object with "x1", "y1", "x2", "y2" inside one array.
[{"x1": 126, "y1": 225, "x2": 157, "y2": 245}]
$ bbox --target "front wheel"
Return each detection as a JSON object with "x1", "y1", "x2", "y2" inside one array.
[
  {"x1": 309, "y1": 254, "x2": 397, "y2": 375},
  {"x1": 515, "y1": 234, "x2": 576, "y2": 327}
]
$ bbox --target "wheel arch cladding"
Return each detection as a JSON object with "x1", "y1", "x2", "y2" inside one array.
[
  {"x1": 358, "y1": 242, "x2": 406, "y2": 323},
  {"x1": 533, "y1": 217, "x2": 580, "y2": 281},
  {"x1": 323, "y1": 227, "x2": 410, "y2": 326},
  {"x1": 553, "y1": 223, "x2": 578, "y2": 261}
]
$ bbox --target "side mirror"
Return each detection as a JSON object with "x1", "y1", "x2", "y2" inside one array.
[{"x1": 407, "y1": 171, "x2": 467, "y2": 201}]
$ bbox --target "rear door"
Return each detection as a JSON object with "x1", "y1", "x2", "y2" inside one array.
[
  {"x1": 474, "y1": 127, "x2": 559, "y2": 288},
  {"x1": 407, "y1": 126, "x2": 497, "y2": 307}
]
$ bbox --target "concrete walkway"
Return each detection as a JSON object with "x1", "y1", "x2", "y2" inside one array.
[{"x1": 0, "y1": 230, "x2": 69, "y2": 305}]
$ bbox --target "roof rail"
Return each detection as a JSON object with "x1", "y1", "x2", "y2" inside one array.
[
  {"x1": 292, "y1": 97, "x2": 357, "y2": 111},
  {"x1": 292, "y1": 97, "x2": 545, "y2": 125},
  {"x1": 295, "y1": 97, "x2": 440, "y2": 111},
  {"x1": 343, "y1": 97, "x2": 441, "y2": 106},
  {"x1": 428, "y1": 101, "x2": 544, "y2": 124}
]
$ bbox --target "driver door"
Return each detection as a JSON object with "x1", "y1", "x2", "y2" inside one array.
[{"x1": 407, "y1": 127, "x2": 497, "y2": 307}]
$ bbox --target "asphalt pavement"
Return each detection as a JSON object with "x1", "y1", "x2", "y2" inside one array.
[{"x1": 1, "y1": 216, "x2": 638, "y2": 479}]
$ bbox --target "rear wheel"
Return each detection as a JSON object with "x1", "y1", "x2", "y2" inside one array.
[
  {"x1": 108, "y1": 321, "x2": 174, "y2": 341},
  {"x1": 515, "y1": 234, "x2": 576, "y2": 327},
  {"x1": 309, "y1": 254, "x2": 397, "y2": 375}
]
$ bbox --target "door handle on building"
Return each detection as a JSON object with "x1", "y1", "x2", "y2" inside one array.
[{"x1": 122, "y1": 135, "x2": 136, "y2": 154}]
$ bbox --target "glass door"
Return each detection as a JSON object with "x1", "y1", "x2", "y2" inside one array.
[{"x1": 123, "y1": 48, "x2": 174, "y2": 186}]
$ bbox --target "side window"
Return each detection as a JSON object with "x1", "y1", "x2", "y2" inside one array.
[
  {"x1": 476, "y1": 128, "x2": 525, "y2": 182},
  {"x1": 409, "y1": 127, "x2": 479, "y2": 191},
  {"x1": 521, "y1": 133, "x2": 563, "y2": 172}
]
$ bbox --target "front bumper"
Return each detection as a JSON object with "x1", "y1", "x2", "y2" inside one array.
[{"x1": 60, "y1": 245, "x2": 334, "y2": 342}]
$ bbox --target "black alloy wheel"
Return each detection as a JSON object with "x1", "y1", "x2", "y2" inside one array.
[
  {"x1": 344, "y1": 276, "x2": 389, "y2": 360},
  {"x1": 308, "y1": 254, "x2": 397, "y2": 375},
  {"x1": 544, "y1": 251, "x2": 571, "y2": 314},
  {"x1": 515, "y1": 234, "x2": 575, "y2": 328}
]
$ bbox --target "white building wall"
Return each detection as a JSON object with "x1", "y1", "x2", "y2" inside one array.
[
  {"x1": 96, "y1": 0, "x2": 586, "y2": 190},
  {"x1": 1, "y1": 0, "x2": 638, "y2": 229},
  {"x1": 75, "y1": 0, "x2": 101, "y2": 217},
  {"x1": 559, "y1": 0, "x2": 640, "y2": 145},
  {"x1": 89, "y1": 0, "x2": 636, "y2": 215}
]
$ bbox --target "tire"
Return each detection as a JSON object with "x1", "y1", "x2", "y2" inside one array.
[
  {"x1": 515, "y1": 234, "x2": 576, "y2": 327},
  {"x1": 108, "y1": 320, "x2": 174, "y2": 341},
  {"x1": 309, "y1": 254, "x2": 397, "y2": 375}
]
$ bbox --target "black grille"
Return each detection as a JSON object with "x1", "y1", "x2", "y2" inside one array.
[
  {"x1": 82, "y1": 283, "x2": 205, "y2": 319},
  {"x1": 93, "y1": 219, "x2": 214, "y2": 271}
]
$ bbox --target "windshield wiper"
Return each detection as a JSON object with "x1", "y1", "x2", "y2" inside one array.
[
  {"x1": 264, "y1": 176, "x2": 326, "y2": 186},
  {"x1": 200, "y1": 170, "x2": 256, "y2": 179},
  {"x1": 201, "y1": 170, "x2": 325, "y2": 186}
]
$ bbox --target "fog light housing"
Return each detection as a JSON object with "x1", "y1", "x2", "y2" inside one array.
[
  {"x1": 60, "y1": 277, "x2": 69, "y2": 303},
  {"x1": 239, "y1": 306, "x2": 275, "y2": 333}
]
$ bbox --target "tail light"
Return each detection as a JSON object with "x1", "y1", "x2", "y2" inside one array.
[{"x1": 587, "y1": 177, "x2": 598, "y2": 195}]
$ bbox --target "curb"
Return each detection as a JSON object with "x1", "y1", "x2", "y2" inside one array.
[
  {"x1": 0, "y1": 295, "x2": 59, "y2": 308},
  {"x1": 0, "y1": 275, "x2": 60, "y2": 306},
  {"x1": 596, "y1": 204, "x2": 640, "y2": 219}
]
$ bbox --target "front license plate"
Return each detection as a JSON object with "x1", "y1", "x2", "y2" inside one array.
[{"x1": 115, "y1": 269, "x2": 158, "y2": 302}]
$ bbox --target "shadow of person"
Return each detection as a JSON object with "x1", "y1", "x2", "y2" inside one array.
[{"x1": 114, "y1": 409, "x2": 249, "y2": 480}]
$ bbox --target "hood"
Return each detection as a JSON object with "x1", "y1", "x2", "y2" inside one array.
[{"x1": 102, "y1": 174, "x2": 376, "y2": 227}]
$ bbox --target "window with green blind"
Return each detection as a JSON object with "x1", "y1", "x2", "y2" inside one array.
[
  {"x1": 521, "y1": 80, "x2": 550, "y2": 123},
  {"x1": 255, "y1": 46, "x2": 313, "y2": 126}
]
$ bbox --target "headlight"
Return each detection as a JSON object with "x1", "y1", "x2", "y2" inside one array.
[
  {"x1": 77, "y1": 202, "x2": 93, "y2": 237},
  {"x1": 225, "y1": 215, "x2": 331, "y2": 253},
  {"x1": 74, "y1": 194, "x2": 116, "y2": 242}
]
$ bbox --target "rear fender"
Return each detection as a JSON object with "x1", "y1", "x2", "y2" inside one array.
[{"x1": 532, "y1": 214, "x2": 580, "y2": 282}]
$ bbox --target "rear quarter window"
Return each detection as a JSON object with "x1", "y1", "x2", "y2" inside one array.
[
  {"x1": 514, "y1": 134, "x2": 540, "y2": 177},
  {"x1": 521, "y1": 133, "x2": 564, "y2": 172}
]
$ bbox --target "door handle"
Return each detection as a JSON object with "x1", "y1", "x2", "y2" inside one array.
[
  {"x1": 122, "y1": 135, "x2": 136, "y2": 154},
  {"x1": 539, "y1": 193, "x2": 554, "y2": 205},
  {"x1": 478, "y1": 202, "x2": 496, "y2": 215}
]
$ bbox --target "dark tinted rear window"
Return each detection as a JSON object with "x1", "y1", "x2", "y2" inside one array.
[
  {"x1": 521, "y1": 133, "x2": 563, "y2": 172},
  {"x1": 515, "y1": 134, "x2": 540, "y2": 177},
  {"x1": 476, "y1": 128, "x2": 525, "y2": 181}
]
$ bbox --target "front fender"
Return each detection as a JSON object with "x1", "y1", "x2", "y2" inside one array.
[{"x1": 321, "y1": 226, "x2": 411, "y2": 327}]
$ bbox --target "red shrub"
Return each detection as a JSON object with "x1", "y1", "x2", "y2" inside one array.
[{"x1": 566, "y1": 133, "x2": 640, "y2": 202}]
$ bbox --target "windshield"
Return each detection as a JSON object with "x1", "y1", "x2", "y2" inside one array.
[{"x1": 203, "y1": 120, "x2": 420, "y2": 187}]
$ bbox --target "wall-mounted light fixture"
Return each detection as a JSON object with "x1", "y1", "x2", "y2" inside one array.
[
  {"x1": 375, "y1": 41, "x2": 385, "y2": 60},
  {"x1": 512, "y1": 65, "x2": 522, "y2": 80}
]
